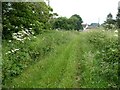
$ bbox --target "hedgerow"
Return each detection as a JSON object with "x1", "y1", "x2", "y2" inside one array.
[
  {"x1": 87, "y1": 30, "x2": 119, "y2": 88},
  {"x1": 2, "y1": 30, "x2": 71, "y2": 87}
]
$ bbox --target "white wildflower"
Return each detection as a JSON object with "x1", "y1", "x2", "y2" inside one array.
[
  {"x1": 31, "y1": 31, "x2": 34, "y2": 35},
  {"x1": 13, "y1": 35, "x2": 17, "y2": 40},
  {"x1": 29, "y1": 28, "x2": 32, "y2": 30},
  {"x1": 13, "y1": 33, "x2": 17, "y2": 36},
  {"x1": 33, "y1": 36, "x2": 36, "y2": 38},
  {"x1": 21, "y1": 26, "x2": 24, "y2": 29},
  {"x1": 15, "y1": 26, "x2": 18, "y2": 29},
  {"x1": 32, "y1": 11, "x2": 35, "y2": 13},
  {"x1": 17, "y1": 38, "x2": 23, "y2": 41},
  {"x1": 8, "y1": 40, "x2": 11, "y2": 42},
  {"x1": 11, "y1": 50, "x2": 14, "y2": 53},
  {"x1": 14, "y1": 48, "x2": 20, "y2": 51},
  {"x1": 114, "y1": 30, "x2": 118, "y2": 33},
  {"x1": 114, "y1": 34, "x2": 118, "y2": 37},
  {"x1": 25, "y1": 28, "x2": 29, "y2": 32},
  {"x1": 5, "y1": 51, "x2": 11, "y2": 55},
  {"x1": 17, "y1": 32, "x2": 22, "y2": 35},
  {"x1": 21, "y1": 30, "x2": 27, "y2": 35},
  {"x1": 10, "y1": 48, "x2": 20, "y2": 53},
  {"x1": 8, "y1": 3, "x2": 11, "y2": 6}
]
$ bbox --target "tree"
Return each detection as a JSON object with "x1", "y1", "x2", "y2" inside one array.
[
  {"x1": 107, "y1": 13, "x2": 113, "y2": 20},
  {"x1": 106, "y1": 13, "x2": 116, "y2": 24},
  {"x1": 116, "y1": 1, "x2": 120, "y2": 28},
  {"x1": 103, "y1": 13, "x2": 116, "y2": 30},
  {"x1": 70, "y1": 14, "x2": 83, "y2": 31},
  {"x1": 52, "y1": 17, "x2": 68, "y2": 30},
  {"x1": 52, "y1": 14, "x2": 83, "y2": 31},
  {"x1": 2, "y1": 2, "x2": 53, "y2": 39}
]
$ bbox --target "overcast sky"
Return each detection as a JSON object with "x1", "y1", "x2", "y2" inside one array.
[{"x1": 49, "y1": 0, "x2": 120, "y2": 24}]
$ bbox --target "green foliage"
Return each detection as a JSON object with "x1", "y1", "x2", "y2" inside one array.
[
  {"x1": 2, "y1": 29, "x2": 119, "y2": 88},
  {"x1": 3, "y1": 30, "x2": 82, "y2": 88},
  {"x1": 2, "y1": 2, "x2": 53, "y2": 39},
  {"x1": 52, "y1": 14, "x2": 83, "y2": 31},
  {"x1": 103, "y1": 13, "x2": 117, "y2": 30},
  {"x1": 52, "y1": 17, "x2": 68, "y2": 30},
  {"x1": 87, "y1": 30, "x2": 119, "y2": 88},
  {"x1": 2, "y1": 30, "x2": 71, "y2": 87},
  {"x1": 116, "y1": 9, "x2": 120, "y2": 28},
  {"x1": 70, "y1": 14, "x2": 83, "y2": 30}
]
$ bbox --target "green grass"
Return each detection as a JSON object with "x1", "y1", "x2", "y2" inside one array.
[
  {"x1": 7, "y1": 31, "x2": 80, "y2": 88},
  {"x1": 2, "y1": 30, "x2": 72, "y2": 87},
  {"x1": 2, "y1": 29, "x2": 119, "y2": 88},
  {"x1": 77, "y1": 32, "x2": 109, "y2": 88}
]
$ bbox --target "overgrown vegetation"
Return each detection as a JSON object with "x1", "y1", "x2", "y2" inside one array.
[
  {"x1": 2, "y1": 2, "x2": 83, "y2": 41},
  {"x1": 84, "y1": 30, "x2": 119, "y2": 88},
  {"x1": 103, "y1": 6, "x2": 120, "y2": 30},
  {"x1": 2, "y1": 30, "x2": 71, "y2": 87},
  {"x1": 2, "y1": 1, "x2": 119, "y2": 88},
  {"x1": 2, "y1": 2, "x2": 54, "y2": 39},
  {"x1": 2, "y1": 29, "x2": 119, "y2": 88}
]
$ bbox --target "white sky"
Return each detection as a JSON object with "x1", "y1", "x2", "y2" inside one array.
[{"x1": 49, "y1": 0, "x2": 120, "y2": 24}]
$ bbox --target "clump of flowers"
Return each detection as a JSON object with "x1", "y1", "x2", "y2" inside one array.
[
  {"x1": 5, "y1": 48, "x2": 20, "y2": 55},
  {"x1": 12, "y1": 28, "x2": 34, "y2": 42}
]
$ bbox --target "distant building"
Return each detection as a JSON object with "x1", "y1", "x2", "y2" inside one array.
[
  {"x1": 86, "y1": 23, "x2": 99, "y2": 29},
  {"x1": 82, "y1": 23, "x2": 88, "y2": 30}
]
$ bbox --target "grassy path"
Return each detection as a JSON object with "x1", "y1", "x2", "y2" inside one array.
[
  {"x1": 10, "y1": 32, "x2": 81, "y2": 88},
  {"x1": 75, "y1": 32, "x2": 109, "y2": 88},
  {"x1": 7, "y1": 30, "x2": 112, "y2": 88}
]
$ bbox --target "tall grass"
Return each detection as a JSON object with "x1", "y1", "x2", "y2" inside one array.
[
  {"x1": 79, "y1": 30, "x2": 119, "y2": 88},
  {"x1": 2, "y1": 30, "x2": 72, "y2": 87},
  {"x1": 2, "y1": 29, "x2": 119, "y2": 88}
]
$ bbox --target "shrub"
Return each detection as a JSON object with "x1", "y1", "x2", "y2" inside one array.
[
  {"x1": 87, "y1": 30, "x2": 119, "y2": 88},
  {"x1": 2, "y1": 30, "x2": 70, "y2": 87}
]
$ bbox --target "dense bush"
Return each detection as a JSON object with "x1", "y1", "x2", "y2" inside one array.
[
  {"x1": 2, "y1": 2, "x2": 53, "y2": 39},
  {"x1": 87, "y1": 30, "x2": 119, "y2": 88}
]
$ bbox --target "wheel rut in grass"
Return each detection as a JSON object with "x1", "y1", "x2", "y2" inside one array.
[{"x1": 11, "y1": 33, "x2": 81, "y2": 88}]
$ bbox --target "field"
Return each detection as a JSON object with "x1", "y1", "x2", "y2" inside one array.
[{"x1": 2, "y1": 29, "x2": 119, "y2": 88}]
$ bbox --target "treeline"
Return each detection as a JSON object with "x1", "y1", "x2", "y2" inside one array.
[
  {"x1": 102, "y1": 7, "x2": 120, "y2": 30},
  {"x1": 2, "y1": 2, "x2": 83, "y2": 40},
  {"x1": 52, "y1": 14, "x2": 83, "y2": 30}
]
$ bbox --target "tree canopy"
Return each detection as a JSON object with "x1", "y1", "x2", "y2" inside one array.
[
  {"x1": 2, "y1": 2, "x2": 53, "y2": 39},
  {"x1": 53, "y1": 14, "x2": 83, "y2": 31},
  {"x1": 116, "y1": 7, "x2": 120, "y2": 28},
  {"x1": 2, "y1": 2, "x2": 83, "y2": 40},
  {"x1": 102, "y1": 13, "x2": 116, "y2": 30}
]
